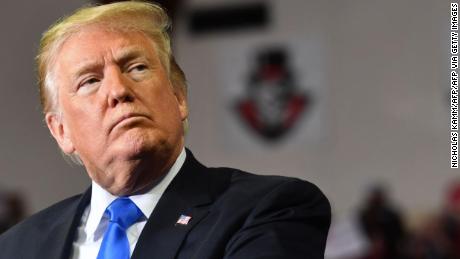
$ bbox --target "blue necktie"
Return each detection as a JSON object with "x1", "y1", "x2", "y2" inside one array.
[{"x1": 97, "y1": 198, "x2": 143, "y2": 259}]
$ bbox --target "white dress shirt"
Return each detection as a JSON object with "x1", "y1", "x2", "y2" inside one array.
[{"x1": 71, "y1": 148, "x2": 186, "y2": 259}]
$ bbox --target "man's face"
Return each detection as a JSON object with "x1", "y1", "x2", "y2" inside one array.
[{"x1": 46, "y1": 26, "x2": 188, "y2": 195}]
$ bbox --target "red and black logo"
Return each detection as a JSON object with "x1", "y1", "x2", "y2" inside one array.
[{"x1": 235, "y1": 48, "x2": 312, "y2": 141}]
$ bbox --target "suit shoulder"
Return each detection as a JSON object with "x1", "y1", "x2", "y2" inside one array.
[
  {"x1": 0, "y1": 193, "x2": 83, "y2": 244},
  {"x1": 209, "y1": 167, "x2": 330, "y2": 212},
  {"x1": 212, "y1": 166, "x2": 326, "y2": 195}
]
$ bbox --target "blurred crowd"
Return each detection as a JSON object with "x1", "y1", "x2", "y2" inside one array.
[
  {"x1": 0, "y1": 191, "x2": 25, "y2": 234},
  {"x1": 326, "y1": 181, "x2": 460, "y2": 259}
]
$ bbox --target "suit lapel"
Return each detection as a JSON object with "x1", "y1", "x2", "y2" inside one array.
[
  {"x1": 35, "y1": 188, "x2": 91, "y2": 259},
  {"x1": 131, "y1": 150, "x2": 230, "y2": 259}
]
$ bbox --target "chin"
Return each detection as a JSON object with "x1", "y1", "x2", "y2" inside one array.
[{"x1": 114, "y1": 129, "x2": 167, "y2": 159}]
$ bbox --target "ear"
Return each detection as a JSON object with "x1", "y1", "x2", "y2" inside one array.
[
  {"x1": 174, "y1": 90, "x2": 188, "y2": 121},
  {"x1": 45, "y1": 112, "x2": 75, "y2": 154}
]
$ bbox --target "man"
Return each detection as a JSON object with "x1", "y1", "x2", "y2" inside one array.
[{"x1": 0, "y1": 2, "x2": 330, "y2": 259}]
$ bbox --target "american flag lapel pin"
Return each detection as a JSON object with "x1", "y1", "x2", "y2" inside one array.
[{"x1": 175, "y1": 214, "x2": 192, "y2": 226}]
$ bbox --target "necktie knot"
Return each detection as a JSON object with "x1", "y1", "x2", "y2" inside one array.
[{"x1": 106, "y1": 198, "x2": 143, "y2": 229}]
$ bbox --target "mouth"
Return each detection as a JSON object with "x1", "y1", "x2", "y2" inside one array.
[{"x1": 109, "y1": 113, "x2": 150, "y2": 133}]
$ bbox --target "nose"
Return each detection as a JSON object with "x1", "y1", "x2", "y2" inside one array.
[{"x1": 105, "y1": 67, "x2": 134, "y2": 108}]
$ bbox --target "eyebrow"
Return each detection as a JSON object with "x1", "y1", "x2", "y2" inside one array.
[
  {"x1": 72, "y1": 59, "x2": 104, "y2": 81},
  {"x1": 114, "y1": 46, "x2": 151, "y2": 66}
]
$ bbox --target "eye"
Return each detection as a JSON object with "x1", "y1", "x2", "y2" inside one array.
[
  {"x1": 84, "y1": 77, "x2": 100, "y2": 85},
  {"x1": 129, "y1": 64, "x2": 148, "y2": 73},
  {"x1": 127, "y1": 63, "x2": 149, "y2": 81},
  {"x1": 78, "y1": 77, "x2": 100, "y2": 90}
]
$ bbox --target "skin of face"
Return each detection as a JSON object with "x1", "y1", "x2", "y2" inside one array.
[{"x1": 45, "y1": 26, "x2": 188, "y2": 196}]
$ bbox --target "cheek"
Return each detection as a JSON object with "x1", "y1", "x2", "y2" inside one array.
[
  {"x1": 154, "y1": 92, "x2": 183, "y2": 126},
  {"x1": 64, "y1": 104, "x2": 105, "y2": 145},
  {"x1": 141, "y1": 82, "x2": 182, "y2": 120}
]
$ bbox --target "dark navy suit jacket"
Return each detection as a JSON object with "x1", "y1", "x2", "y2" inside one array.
[{"x1": 0, "y1": 150, "x2": 331, "y2": 259}]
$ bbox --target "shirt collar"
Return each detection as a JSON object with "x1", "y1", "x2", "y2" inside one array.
[{"x1": 85, "y1": 147, "x2": 186, "y2": 237}]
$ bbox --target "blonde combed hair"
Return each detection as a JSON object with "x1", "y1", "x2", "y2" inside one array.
[{"x1": 37, "y1": 1, "x2": 187, "y2": 114}]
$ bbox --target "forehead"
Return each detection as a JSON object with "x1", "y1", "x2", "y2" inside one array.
[{"x1": 55, "y1": 25, "x2": 157, "y2": 69}]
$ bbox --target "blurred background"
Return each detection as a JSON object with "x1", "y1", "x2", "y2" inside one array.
[{"x1": 0, "y1": 0, "x2": 456, "y2": 258}]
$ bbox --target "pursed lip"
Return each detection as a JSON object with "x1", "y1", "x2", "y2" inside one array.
[{"x1": 109, "y1": 113, "x2": 150, "y2": 133}]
